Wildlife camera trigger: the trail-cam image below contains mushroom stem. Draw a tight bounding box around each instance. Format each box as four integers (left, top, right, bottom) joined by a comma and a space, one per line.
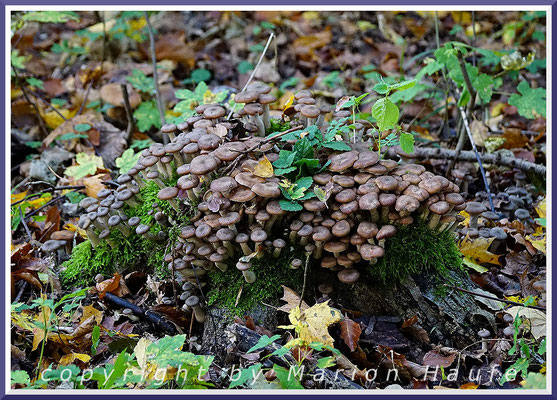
239, 242, 253, 256
262, 105, 271, 131
242, 270, 257, 284
427, 214, 441, 230
192, 305, 206, 323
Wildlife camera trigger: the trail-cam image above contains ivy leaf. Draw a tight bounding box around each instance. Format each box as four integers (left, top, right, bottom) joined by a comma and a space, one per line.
399, 132, 415, 154
134, 101, 161, 132
126, 69, 155, 93
64, 153, 104, 180
371, 97, 399, 131
279, 200, 303, 212
115, 148, 141, 174
323, 141, 351, 151
508, 80, 546, 119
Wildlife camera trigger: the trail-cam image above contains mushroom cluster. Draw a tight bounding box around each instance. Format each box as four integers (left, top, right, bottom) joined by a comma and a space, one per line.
78, 84, 466, 295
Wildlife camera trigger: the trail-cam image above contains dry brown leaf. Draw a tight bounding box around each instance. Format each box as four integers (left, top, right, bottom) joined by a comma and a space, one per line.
339, 318, 362, 352
277, 286, 309, 313
100, 83, 141, 108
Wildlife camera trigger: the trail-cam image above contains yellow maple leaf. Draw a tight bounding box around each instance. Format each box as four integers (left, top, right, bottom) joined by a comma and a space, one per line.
280, 301, 342, 347
459, 236, 500, 266
253, 156, 274, 178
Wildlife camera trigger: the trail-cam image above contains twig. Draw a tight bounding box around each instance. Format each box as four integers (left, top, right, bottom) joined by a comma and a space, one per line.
381, 145, 546, 176
14, 281, 29, 303
227, 32, 275, 120
23, 194, 68, 220
12, 69, 48, 136
77, 80, 93, 116
19, 206, 33, 241
457, 105, 495, 212
221, 125, 303, 175
28, 88, 68, 122
120, 83, 135, 145
298, 255, 310, 309
144, 11, 167, 144
444, 284, 546, 311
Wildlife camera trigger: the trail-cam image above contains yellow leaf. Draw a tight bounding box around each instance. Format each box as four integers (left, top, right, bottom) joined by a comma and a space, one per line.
526, 233, 546, 254
253, 156, 274, 178
32, 299, 52, 351
43, 108, 77, 130
459, 236, 500, 265
65, 223, 88, 239
506, 306, 546, 340
26, 193, 52, 209
81, 305, 103, 325
535, 198, 546, 219
11, 191, 28, 205
134, 337, 153, 369
283, 94, 294, 111
286, 301, 342, 347
82, 174, 106, 198
59, 352, 91, 366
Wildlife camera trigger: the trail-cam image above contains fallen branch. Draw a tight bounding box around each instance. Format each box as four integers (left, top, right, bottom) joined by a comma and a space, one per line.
120, 83, 135, 145
383, 146, 546, 176
444, 284, 546, 311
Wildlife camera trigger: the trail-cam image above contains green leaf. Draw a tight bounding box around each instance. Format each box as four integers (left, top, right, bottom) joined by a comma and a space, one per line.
134, 101, 162, 132
100, 351, 129, 389
115, 148, 141, 174
274, 167, 297, 175
273, 150, 297, 168
323, 141, 351, 151
21, 11, 79, 23
247, 334, 281, 353
473, 74, 494, 103
56, 133, 88, 142
26, 77, 44, 89
371, 97, 399, 131
390, 79, 416, 92
508, 81, 546, 119
457, 88, 470, 107
295, 176, 313, 191
130, 139, 153, 150
190, 68, 211, 84
238, 61, 255, 74
521, 373, 546, 389
280, 77, 299, 91
64, 153, 104, 180
146, 334, 187, 366
175, 88, 197, 101
229, 364, 262, 388
294, 158, 320, 169
11, 50, 28, 72
316, 356, 335, 369
91, 325, 101, 356
273, 365, 304, 389
74, 123, 92, 132
399, 132, 414, 154
11, 370, 30, 387
279, 200, 303, 212
126, 69, 155, 93
372, 82, 389, 94
65, 191, 85, 204
51, 98, 67, 107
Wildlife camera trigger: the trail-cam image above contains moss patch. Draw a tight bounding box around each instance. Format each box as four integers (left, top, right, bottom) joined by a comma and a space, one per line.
207, 250, 304, 316
372, 219, 463, 283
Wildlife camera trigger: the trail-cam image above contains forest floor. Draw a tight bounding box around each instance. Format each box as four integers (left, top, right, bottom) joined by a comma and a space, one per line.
9, 10, 547, 390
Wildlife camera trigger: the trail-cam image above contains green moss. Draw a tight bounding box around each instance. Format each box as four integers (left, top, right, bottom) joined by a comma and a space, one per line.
207, 250, 304, 315
372, 219, 463, 283
268, 118, 291, 134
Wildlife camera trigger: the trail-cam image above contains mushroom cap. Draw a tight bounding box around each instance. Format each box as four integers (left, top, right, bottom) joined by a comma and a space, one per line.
41, 240, 66, 252
378, 193, 397, 207
247, 82, 271, 94
466, 201, 487, 216
259, 93, 277, 104
185, 295, 200, 307
228, 186, 256, 202
360, 243, 384, 260
332, 175, 355, 188
337, 268, 360, 284
78, 216, 91, 229
250, 229, 268, 243
252, 182, 281, 198
403, 185, 429, 201
489, 227, 507, 240
359, 192, 380, 210
376, 225, 397, 240
332, 220, 351, 237
108, 215, 121, 227
304, 198, 327, 212
158, 186, 179, 201
219, 211, 241, 226
481, 211, 500, 221
214, 142, 247, 162
419, 178, 443, 195
324, 241, 347, 253
128, 216, 141, 227
243, 103, 264, 116
375, 176, 398, 191
357, 221, 378, 239
79, 197, 98, 209
318, 283, 334, 294
50, 230, 75, 241
198, 134, 221, 151
210, 177, 238, 193
266, 200, 286, 216
429, 201, 450, 215
396, 195, 421, 213
328, 151, 359, 172
339, 200, 358, 214
477, 328, 491, 338
321, 256, 337, 268
445, 193, 465, 205
195, 223, 212, 238
177, 174, 200, 190
203, 105, 226, 119
99, 229, 111, 240
236, 261, 252, 271
514, 208, 530, 220
300, 105, 320, 118
294, 89, 313, 99
273, 238, 286, 248
335, 188, 356, 203
235, 172, 264, 187
298, 224, 314, 237
313, 172, 332, 185
353, 151, 379, 169
116, 189, 134, 201
136, 224, 151, 235
190, 155, 219, 175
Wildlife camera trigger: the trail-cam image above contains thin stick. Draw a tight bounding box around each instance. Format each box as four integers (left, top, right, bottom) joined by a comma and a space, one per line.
77, 80, 93, 116
12, 69, 48, 136
457, 105, 495, 212
144, 11, 167, 144
11, 185, 85, 207
28, 89, 68, 122
120, 83, 135, 145
227, 32, 275, 120
19, 206, 33, 241
444, 284, 546, 311
298, 255, 310, 309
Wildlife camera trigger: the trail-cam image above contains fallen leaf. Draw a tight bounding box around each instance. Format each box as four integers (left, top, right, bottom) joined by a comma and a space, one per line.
279, 301, 341, 347
58, 352, 91, 366
339, 318, 362, 352
506, 306, 546, 340
459, 236, 501, 266
253, 156, 274, 178
100, 83, 141, 108
422, 350, 456, 368
277, 286, 309, 313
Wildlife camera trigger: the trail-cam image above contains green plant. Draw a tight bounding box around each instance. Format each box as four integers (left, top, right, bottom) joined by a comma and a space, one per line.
171, 82, 229, 124
115, 148, 141, 174
126, 69, 155, 94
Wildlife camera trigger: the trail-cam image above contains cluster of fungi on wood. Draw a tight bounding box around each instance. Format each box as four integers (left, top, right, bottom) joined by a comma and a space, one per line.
65, 82, 470, 319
